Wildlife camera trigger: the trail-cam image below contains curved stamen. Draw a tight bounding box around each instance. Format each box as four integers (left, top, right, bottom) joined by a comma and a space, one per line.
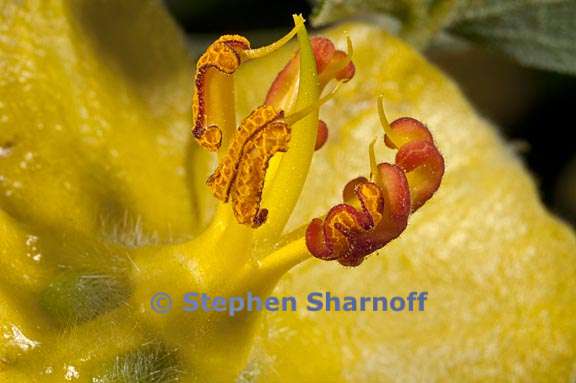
192, 35, 250, 151
316, 36, 355, 89
206, 105, 288, 227
393, 121, 445, 211
378, 96, 444, 210
192, 17, 305, 152
306, 164, 410, 266
193, 17, 357, 233
265, 36, 355, 111
305, 98, 445, 266
206, 95, 333, 228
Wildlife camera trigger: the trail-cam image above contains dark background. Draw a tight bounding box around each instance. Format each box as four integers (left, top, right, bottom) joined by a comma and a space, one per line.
165, 0, 576, 225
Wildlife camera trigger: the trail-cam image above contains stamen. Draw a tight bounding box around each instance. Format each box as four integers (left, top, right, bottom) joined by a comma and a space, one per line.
206, 105, 290, 228
305, 164, 410, 266
206, 94, 332, 228
192, 35, 250, 151
265, 36, 355, 111
305, 99, 445, 266
317, 36, 355, 89
192, 16, 304, 153
315, 120, 328, 151
392, 120, 444, 211
231, 119, 291, 227
193, 17, 356, 234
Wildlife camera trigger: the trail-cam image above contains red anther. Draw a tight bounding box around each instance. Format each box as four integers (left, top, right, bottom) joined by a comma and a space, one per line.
306, 164, 411, 266
265, 36, 355, 109
306, 115, 444, 266
192, 35, 251, 151
387, 117, 444, 212
315, 120, 329, 150
396, 140, 444, 212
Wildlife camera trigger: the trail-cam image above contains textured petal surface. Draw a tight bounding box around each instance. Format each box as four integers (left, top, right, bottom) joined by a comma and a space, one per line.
0, 0, 205, 378
0, 0, 211, 246
238, 24, 576, 382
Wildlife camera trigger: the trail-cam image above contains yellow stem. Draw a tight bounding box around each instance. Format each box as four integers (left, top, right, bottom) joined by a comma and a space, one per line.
209, 202, 234, 232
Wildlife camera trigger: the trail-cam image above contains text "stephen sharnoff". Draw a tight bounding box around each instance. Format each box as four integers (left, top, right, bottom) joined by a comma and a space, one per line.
150, 291, 429, 316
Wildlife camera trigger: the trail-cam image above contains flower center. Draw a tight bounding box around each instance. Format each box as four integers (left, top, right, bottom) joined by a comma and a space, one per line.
130, 15, 444, 381
188, 14, 444, 270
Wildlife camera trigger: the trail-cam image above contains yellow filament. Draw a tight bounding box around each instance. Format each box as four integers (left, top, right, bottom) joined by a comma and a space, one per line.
345, 35, 354, 58
257, 237, 310, 277
284, 81, 342, 125
377, 95, 398, 147
369, 139, 384, 187
241, 15, 305, 60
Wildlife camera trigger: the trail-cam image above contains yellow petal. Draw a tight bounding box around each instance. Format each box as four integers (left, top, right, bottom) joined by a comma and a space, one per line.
0, 0, 212, 243
0, 0, 209, 378
236, 24, 576, 381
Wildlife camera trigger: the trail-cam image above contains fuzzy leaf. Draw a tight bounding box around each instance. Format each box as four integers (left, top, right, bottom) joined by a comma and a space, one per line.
311, 0, 576, 75
449, 0, 576, 75
310, 0, 419, 26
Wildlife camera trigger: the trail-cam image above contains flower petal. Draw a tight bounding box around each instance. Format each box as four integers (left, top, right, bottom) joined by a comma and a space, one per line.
238, 23, 576, 381
0, 0, 210, 244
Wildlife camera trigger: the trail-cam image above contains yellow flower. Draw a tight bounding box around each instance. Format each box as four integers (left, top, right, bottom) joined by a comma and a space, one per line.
1, 1, 575, 382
